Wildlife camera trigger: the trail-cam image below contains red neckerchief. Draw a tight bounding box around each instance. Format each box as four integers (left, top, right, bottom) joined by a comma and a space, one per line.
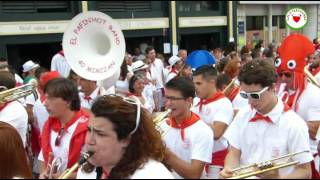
228, 86, 241, 102
40, 94, 46, 103
84, 96, 92, 103
170, 68, 178, 75
250, 103, 290, 123
58, 50, 64, 57
0, 102, 10, 112
197, 92, 225, 112
167, 112, 200, 142
41, 109, 90, 168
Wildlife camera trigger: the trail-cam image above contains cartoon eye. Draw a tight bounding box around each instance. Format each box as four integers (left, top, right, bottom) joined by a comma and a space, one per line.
287, 60, 296, 70
274, 58, 281, 67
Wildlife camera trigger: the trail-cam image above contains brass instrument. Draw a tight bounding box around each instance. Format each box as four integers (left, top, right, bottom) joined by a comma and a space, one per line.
0, 83, 37, 104
48, 156, 63, 179
228, 150, 309, 179
153, 109, 172, 137
304, 66, 320, 88
222, 78, 238, 95
58, 152, 93, 179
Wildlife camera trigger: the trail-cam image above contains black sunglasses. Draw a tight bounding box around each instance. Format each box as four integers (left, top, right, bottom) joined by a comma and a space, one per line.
278, 72, 291, 78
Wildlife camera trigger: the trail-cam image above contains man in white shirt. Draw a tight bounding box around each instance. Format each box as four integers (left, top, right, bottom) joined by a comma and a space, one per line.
221, 60, 312, 179
166, 56, 183, 83
0, 71, 28, 147
191, 65, 234, 178
79, 77, 114, 110
163, 77, 213, 179
51, 50, 71, 78
145, 46, 165, 111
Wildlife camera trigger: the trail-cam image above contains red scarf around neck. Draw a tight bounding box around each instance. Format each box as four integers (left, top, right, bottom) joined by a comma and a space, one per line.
167, 112, 200, 142
170, 68, 178, 75
197, 91, 225, 112
41, 108, 90, 168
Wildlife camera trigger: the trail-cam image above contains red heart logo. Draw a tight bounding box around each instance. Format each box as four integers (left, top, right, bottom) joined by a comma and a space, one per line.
293, 15, 301, 23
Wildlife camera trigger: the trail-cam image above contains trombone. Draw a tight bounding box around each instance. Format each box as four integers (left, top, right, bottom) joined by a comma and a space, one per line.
228, 150, 309, 179
0, 83, 37, 104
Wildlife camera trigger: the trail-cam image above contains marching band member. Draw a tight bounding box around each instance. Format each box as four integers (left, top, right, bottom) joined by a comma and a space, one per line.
128, 74, 154, 113
275, 34, 320, 178
0, 71, 28, 147
166, 56, 183, 83
145, 46, 165, 111
79, 77, 112, 110
39, 78, 90, 179
191, 65, 234, 177
77, 95, 173, 179
162, 77, 213, 179
22, 60, 40, 85
51, 50, 71, 78
0, 122, 32, 179
220, 60, 313, 179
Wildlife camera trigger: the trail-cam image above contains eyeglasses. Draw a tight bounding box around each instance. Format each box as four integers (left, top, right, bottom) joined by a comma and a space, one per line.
239, 87, 269, 100
278, 72, 291, 78
104, 94, 141, 135
164, 96, 186, 101
55, 128, 64, 146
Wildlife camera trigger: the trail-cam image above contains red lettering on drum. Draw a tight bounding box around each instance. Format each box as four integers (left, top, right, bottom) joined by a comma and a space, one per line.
73, 17, 107, 35
70, 38, 78, 45
108, 25, 121, 45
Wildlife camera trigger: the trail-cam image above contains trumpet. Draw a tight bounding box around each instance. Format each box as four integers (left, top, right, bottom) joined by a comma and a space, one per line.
153, 109, 172, 137
0, 83, 37, 104
228, 150, 309, 179
58, 151, 93, 179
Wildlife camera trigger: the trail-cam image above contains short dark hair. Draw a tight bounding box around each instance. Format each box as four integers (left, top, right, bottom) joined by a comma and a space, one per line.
44, 78, 80, 111
145, 46, 154, 54
0, 71, 16, 90
238, 59, 277, 87
165, 76, 195, 99
193, 65, 218, 81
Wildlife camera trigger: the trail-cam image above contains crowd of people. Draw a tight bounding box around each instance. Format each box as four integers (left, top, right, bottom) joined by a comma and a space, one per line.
0, 33, 320, 179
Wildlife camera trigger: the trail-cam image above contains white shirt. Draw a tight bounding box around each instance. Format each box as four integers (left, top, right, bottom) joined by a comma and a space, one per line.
224, 99, 313, 177
162, 119, 213, 179
80, 87, 107, 109
76, 159, 174, 179
33, 99, 49, 133
38, 120, 80, 172
192, 97, 234, 153
25, 89, 40, 106
115, 79, 129, 97
166, 72, 178, 83
142, 83, 156, 113
149, 58, 165, 89
0, 101, 28, 147
51, 52, 71, 78
278, 83, 320, 154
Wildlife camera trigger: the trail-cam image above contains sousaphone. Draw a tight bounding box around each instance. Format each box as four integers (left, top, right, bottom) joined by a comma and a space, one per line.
63, 11, 125, 81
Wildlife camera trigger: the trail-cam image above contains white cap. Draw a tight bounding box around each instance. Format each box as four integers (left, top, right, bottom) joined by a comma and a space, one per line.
168, 56, 181, 66
22, 60, 39, 73
132, 60, 149, 72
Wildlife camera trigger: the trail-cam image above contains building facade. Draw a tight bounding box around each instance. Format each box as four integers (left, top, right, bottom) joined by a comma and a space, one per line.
237, 1, 320, 49
0, 1, 235, 73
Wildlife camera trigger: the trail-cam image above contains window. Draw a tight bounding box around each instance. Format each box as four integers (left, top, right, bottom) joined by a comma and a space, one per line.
272, 16, 278, 27
246, 16, 264, 31
178, 1, 220, 12
0, 1, 71, 13
97, 1, 152, 12
279, 15, 286, 29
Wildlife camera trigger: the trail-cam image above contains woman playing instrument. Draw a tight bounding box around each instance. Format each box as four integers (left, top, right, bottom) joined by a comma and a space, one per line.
0, 121, 32, 179
38, 78, 90, 179
77, 95, 173, 179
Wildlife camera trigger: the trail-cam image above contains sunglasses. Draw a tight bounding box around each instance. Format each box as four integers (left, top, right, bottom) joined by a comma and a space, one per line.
103, 94, 141, 135
55, 128, 65, 146
239, 87, 269, 100
278, 72, 291, 78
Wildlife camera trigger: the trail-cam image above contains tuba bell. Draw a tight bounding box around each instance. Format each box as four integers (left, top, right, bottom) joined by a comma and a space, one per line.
62, 11, 125, 82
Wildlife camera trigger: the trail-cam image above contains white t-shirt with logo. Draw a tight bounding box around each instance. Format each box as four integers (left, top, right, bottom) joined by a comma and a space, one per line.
162, 119, 213, 179
224, 100, 313, 177
0, 101, 28, 147
192, 97, 234, 153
